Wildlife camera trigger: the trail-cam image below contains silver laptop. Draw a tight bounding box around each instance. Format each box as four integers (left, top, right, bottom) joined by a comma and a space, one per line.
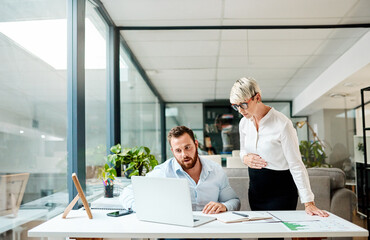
131, 176, 216, 227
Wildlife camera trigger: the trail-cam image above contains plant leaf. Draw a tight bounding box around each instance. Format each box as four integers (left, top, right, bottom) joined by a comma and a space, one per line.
110, 144, 121, 154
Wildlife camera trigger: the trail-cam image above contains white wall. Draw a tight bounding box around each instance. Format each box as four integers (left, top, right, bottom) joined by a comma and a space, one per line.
308, 109, 325, 143
355, 104, 370, 136
308, 108, 355, 178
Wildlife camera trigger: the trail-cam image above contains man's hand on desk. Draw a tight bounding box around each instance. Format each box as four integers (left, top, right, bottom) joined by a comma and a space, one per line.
202, 201, 226, 214
304, 201, 329, 217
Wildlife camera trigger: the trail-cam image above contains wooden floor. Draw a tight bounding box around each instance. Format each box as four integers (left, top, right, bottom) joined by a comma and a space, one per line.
352, 212, 368, 240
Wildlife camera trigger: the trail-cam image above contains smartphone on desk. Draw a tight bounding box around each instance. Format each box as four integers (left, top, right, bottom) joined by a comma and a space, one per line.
107, 209, 133, 217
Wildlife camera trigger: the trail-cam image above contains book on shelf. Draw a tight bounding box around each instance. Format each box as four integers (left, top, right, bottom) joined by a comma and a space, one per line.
213, 211, 272, 223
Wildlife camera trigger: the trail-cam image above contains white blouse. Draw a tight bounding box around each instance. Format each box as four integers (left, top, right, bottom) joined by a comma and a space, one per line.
239, 108, 314, 203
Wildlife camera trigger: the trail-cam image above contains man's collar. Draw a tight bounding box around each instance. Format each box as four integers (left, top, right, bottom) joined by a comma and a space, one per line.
173, 158, 183, 172
199, 156, 213, 180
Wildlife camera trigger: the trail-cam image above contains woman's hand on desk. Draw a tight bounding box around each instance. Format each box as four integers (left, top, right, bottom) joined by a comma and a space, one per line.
202, 201, 226, 214
304, 201, 329, 217
243, 153, 267, 169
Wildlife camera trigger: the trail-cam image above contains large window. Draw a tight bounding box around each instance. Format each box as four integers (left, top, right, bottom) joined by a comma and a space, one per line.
85, 1, 108, 189
0, 0, 68, 238
120, 47, 161, 162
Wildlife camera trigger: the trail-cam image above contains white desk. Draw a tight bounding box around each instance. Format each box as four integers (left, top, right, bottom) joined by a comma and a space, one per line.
0, 209, 48, 234
1, 187, 105, 235
28, 210, 368, 239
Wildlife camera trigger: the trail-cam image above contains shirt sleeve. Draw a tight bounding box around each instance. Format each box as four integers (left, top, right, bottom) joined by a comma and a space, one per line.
119, 183, 136, 210
239, 118, 247, 161
281, 121, 314, 203
218, 169, 241, 211
119, 165, 166, 211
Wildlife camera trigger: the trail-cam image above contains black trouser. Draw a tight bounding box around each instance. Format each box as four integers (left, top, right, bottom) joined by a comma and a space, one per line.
249, 167, 298, 240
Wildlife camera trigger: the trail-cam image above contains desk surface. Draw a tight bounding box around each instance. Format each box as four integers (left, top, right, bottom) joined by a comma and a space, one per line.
28, 210, 368, 239
1, 184, 106, 235
0, 209, 49, 233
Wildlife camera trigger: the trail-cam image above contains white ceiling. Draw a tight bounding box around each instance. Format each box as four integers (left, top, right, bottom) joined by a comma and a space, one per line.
102, 0, 370, 115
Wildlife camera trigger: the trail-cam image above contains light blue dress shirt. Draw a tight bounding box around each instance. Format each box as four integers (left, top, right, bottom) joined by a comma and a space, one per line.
119, 156, 240, 211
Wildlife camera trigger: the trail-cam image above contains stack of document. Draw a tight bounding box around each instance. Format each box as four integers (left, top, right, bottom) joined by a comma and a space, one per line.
212, 211, 272, 223
88, 197, 125, 210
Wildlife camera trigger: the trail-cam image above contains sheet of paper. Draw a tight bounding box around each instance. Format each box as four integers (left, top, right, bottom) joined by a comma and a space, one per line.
208, 211, 271, 223
267, 211, 322, 222
281, 219, 354, 232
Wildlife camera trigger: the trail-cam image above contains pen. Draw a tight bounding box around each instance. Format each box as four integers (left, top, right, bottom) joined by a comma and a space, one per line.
232, 212, 249, 217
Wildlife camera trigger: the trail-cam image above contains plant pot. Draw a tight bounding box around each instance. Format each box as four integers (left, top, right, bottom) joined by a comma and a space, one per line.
115, 162, 122, 177
123, 164, 143, 179
104, 185, 114, 198
123, 164, 133, 179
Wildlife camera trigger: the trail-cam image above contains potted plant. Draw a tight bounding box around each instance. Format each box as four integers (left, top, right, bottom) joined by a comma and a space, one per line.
299, 140, 331, 168
97, 163, 117, 198
358, 142, 364, 154
107, 144, 158, 178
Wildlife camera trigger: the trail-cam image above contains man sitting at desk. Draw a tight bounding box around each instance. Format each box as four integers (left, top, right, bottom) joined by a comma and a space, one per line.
120, 126, 240, 214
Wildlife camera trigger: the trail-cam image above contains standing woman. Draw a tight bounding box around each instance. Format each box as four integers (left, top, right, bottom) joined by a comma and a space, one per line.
230, 77, 328, 217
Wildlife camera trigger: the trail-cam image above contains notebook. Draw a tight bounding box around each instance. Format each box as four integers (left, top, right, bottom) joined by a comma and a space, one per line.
131, 176, 216, 227
88, 196, 125, 210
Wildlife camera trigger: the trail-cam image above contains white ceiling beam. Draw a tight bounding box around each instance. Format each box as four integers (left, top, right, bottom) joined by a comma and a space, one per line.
293, 30, 370, 116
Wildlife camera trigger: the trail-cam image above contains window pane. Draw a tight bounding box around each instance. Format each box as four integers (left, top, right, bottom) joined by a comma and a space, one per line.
85, 2, 107, 194
0, 0, 67, 238
120, 47, 161, 166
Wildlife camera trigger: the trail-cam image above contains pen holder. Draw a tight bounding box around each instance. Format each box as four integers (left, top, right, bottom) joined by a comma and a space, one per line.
104, 185, 114, 198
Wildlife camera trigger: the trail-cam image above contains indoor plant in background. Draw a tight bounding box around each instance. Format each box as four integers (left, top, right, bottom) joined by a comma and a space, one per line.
97, 163, 117, 198
107, 144, 158, 178
299, 140, 331, 168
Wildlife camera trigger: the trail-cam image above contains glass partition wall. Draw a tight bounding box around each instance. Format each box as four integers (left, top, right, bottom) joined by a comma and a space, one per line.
165, 103, 204, 159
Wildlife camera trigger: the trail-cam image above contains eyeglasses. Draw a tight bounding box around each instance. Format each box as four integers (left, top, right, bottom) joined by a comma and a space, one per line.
231, 95, 255, 111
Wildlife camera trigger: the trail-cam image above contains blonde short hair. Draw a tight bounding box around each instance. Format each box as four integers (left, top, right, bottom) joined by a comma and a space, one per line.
229, 77, 261, 103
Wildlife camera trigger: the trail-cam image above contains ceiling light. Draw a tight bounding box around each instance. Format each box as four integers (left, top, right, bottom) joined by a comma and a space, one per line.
343, 82, 355, 87
329, 93, 347, 98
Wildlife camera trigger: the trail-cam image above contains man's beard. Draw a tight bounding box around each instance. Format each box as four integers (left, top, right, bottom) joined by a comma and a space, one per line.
176, 148, 198, 170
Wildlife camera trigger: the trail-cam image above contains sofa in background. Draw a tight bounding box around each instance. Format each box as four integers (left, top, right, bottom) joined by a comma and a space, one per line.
224, 167, 356, 223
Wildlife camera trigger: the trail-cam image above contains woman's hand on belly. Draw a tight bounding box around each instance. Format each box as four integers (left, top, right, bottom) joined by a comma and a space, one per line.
243, 153, 267, 169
